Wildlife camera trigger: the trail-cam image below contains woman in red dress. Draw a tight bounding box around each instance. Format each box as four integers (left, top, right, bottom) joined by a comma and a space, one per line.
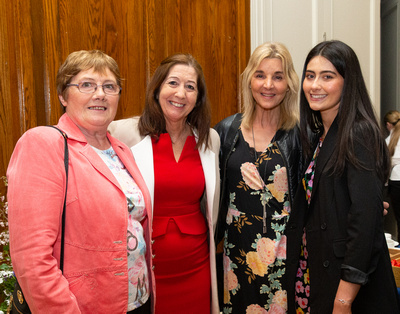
109, 54, 220, 314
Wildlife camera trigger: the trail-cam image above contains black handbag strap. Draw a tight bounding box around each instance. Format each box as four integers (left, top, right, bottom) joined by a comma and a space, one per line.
47, 125, 68, 273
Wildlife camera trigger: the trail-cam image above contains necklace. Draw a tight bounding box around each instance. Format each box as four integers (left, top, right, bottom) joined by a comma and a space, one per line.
251, 126, 273, 234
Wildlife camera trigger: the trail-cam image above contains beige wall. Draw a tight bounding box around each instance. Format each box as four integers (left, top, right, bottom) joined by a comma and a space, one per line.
250, 0, 381, 118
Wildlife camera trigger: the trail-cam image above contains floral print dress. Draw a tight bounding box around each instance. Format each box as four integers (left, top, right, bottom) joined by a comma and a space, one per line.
294, 136, 324, 314
92, 146, 149, 310
223, 130, 290, 314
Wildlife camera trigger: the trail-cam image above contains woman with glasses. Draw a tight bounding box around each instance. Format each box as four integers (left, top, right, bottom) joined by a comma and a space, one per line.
7, 50, 154, 313
109, 53, 220, 314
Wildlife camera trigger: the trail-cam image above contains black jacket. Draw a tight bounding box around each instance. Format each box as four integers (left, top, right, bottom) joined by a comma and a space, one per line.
214, 113, 303, 250
286, 120, 400, 313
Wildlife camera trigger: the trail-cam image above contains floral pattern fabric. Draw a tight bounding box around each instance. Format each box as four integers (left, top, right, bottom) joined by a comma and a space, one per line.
223, 131, 289, 314
295, 137, 323, 314
92, 146, 149, 311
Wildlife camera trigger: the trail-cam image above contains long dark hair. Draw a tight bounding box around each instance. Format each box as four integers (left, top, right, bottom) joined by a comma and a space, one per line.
300, 40, 390, 181
138, 53, 211, 149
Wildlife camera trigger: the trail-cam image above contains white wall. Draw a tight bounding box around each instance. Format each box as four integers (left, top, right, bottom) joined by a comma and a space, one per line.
250, 0, 381, 116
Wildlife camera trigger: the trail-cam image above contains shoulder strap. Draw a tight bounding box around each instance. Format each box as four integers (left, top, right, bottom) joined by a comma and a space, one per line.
46, 125, 68, 273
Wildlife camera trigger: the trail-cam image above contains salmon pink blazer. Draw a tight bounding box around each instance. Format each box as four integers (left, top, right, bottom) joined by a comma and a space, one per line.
7, 114, 155, 313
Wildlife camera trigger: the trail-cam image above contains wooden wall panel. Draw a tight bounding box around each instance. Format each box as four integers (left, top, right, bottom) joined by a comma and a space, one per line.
0, 0, 13, 198
42, 0, 63, 124
14, 0, 37, 131
122, 2, 148, 116
146, 0, 250, 125
0, 0, 250, 191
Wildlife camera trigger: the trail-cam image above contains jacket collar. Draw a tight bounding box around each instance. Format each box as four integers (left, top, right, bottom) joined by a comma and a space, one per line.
57, 113, 127, 150
56, 113, 131, 191
310, 118, 338, 201
56, 113, 89, 143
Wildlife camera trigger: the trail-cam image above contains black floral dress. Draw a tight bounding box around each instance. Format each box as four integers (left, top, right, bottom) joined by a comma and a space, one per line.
223, 130, 290, 314
294, 136, 324, 314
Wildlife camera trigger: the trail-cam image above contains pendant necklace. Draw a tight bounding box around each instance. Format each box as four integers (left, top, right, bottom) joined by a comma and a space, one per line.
251, 126, 273, 234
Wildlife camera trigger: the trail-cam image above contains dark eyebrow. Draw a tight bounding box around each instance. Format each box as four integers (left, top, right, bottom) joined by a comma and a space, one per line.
305, 70, 337, 75
166, 76, 197, 86
321, 70, 337, 75
166, 75, 179, 80
78, 77, 116, 84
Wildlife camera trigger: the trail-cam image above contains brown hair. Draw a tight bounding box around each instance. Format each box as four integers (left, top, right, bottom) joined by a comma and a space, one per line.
56, 50, 121, 101
138, 53, 211, 149
385, 110, 400, 157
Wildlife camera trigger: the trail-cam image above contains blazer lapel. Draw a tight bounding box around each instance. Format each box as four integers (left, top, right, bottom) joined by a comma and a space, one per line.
310, 120, 338, 202
130, 136, 155, 213
79, 145, 122, 189
198, 142, 216, 219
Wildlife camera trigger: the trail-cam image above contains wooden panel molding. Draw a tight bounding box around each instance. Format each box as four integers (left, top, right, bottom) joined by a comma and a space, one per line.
0, 0, 250, 186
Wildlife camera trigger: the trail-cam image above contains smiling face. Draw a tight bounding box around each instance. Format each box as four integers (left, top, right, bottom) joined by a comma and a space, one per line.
59, 67, 120, 134
250, 58, 288, 114
158, 64, 198, 127
303, 56, 344, 123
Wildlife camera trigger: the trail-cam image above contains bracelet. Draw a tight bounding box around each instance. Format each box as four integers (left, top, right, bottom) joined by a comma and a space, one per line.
336, 298, 351, 305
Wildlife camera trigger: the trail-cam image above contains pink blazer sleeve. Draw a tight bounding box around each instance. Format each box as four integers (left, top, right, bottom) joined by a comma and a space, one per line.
7, 128, 81, 313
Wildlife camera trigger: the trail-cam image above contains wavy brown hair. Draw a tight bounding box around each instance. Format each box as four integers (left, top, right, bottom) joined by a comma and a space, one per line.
138, 53, 211, 150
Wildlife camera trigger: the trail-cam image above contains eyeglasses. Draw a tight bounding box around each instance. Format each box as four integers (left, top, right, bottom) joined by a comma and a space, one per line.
67, 81, 122, 95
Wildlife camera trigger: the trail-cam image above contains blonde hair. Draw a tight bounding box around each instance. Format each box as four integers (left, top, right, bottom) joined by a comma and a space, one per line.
386, 110, 400, 157
241, 42, 299, 130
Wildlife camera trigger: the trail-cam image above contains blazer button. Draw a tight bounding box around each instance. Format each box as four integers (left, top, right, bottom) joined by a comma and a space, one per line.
151, 240, 155, 244
152, 254, 156, 259
152, 265, 155, 270
323, 260, 330, 268
321, 222, 327, 230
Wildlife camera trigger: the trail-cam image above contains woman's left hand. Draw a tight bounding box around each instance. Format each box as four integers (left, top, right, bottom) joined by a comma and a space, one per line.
332, 298, 352, 314
333, 280, 360, 314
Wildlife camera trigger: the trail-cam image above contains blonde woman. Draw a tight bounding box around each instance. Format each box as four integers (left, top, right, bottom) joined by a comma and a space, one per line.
215, 42, 300, 313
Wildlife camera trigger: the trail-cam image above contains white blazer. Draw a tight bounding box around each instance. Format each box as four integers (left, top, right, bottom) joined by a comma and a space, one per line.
108, 117, 221, 314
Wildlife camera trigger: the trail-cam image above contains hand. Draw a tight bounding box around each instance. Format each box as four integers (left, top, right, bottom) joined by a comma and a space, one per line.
384, 201, 389, 216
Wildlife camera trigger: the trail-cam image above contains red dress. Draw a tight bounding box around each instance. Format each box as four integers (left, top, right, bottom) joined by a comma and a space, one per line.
152, 133, 211, 314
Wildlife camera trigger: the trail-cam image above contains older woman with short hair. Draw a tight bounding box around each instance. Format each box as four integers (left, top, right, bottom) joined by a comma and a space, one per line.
8, 50, 154, 313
